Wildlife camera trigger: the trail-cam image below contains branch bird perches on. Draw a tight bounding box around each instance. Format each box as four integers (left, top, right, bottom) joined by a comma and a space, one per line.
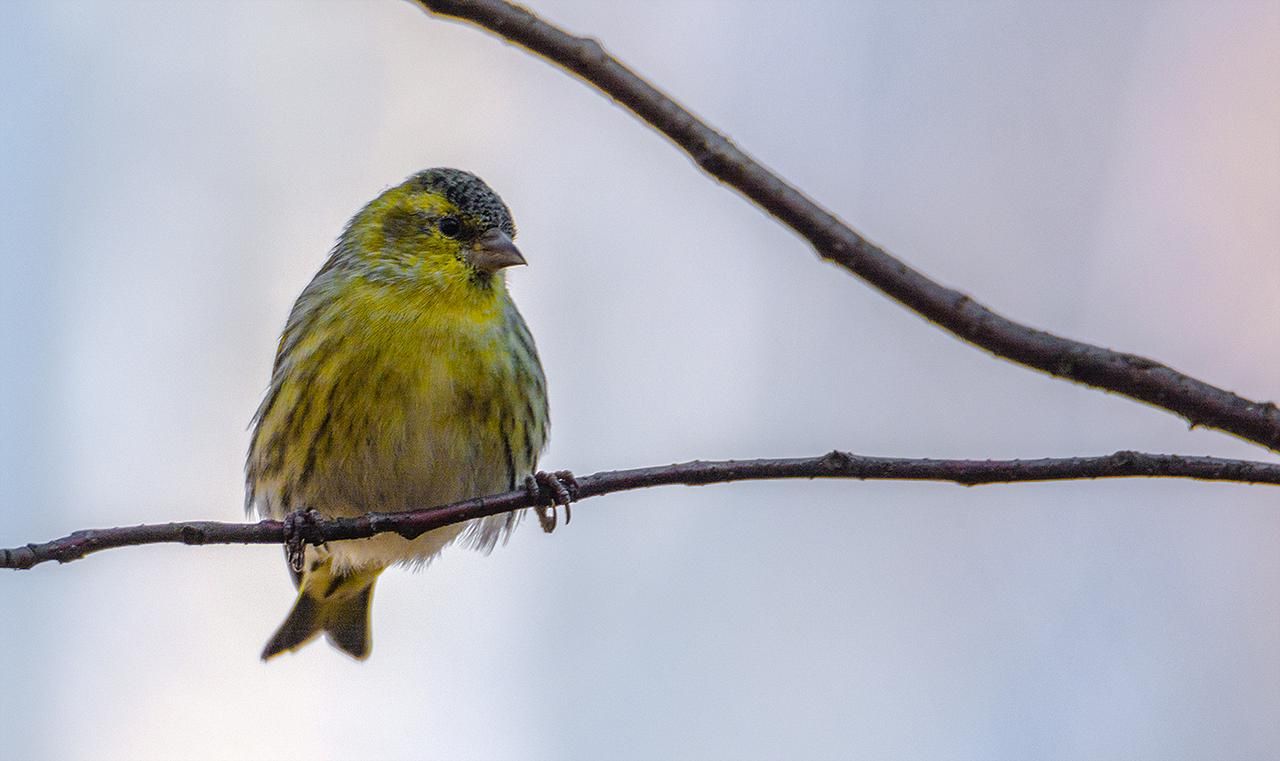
5, 451, 1280, 570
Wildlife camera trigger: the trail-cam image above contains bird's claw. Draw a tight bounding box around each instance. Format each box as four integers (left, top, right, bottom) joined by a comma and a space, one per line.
526, 470, 579, 533
282, 507, 326, 573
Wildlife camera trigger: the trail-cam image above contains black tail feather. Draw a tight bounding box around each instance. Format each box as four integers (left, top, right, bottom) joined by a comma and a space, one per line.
261, 565, 378, 661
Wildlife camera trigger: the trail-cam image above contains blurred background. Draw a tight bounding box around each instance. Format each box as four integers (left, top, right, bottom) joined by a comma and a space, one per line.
2, 1, 1278, 759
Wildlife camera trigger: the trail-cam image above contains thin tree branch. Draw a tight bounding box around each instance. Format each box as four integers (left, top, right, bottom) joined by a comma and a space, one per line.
411, 0, 1280, 453
4, 451, 1278, 570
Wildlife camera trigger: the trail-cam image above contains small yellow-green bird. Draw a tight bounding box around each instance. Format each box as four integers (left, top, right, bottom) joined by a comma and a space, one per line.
246, 168, 549, 660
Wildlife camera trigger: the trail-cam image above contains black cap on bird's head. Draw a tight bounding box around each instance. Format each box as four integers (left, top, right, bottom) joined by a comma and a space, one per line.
413, 168, 515, 236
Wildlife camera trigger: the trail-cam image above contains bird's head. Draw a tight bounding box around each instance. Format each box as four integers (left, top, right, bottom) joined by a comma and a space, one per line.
338, 168, 524, 293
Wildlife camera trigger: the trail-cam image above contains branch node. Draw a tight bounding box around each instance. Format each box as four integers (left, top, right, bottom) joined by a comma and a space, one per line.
1112, 450, 1139, 466
574, 36, 606, 66
820, 450, 856, 472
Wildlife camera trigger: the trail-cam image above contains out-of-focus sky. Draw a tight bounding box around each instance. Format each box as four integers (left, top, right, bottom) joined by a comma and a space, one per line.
2, 1, 1278, 758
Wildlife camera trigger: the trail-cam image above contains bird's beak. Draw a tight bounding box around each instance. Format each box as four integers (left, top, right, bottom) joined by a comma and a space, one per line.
468, 228, 526, 274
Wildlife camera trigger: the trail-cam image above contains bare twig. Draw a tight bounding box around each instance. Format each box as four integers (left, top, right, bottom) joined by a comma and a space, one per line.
4, 451, 1278, 570
411, 0, 1280, 452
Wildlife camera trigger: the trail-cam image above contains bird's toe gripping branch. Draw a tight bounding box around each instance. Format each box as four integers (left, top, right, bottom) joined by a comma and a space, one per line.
282, 508, 327, 573
526, 470, 580, 533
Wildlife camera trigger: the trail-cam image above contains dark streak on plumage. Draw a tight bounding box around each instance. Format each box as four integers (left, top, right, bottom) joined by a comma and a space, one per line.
455, 386, 480, 422
511, 321, 537, 364
381, 207, 425, 241
500, 416, 517, 491
468, 268, 497, 290
298, 379, 344, 492
324, 571, 347, 598
521, 398, 539, 465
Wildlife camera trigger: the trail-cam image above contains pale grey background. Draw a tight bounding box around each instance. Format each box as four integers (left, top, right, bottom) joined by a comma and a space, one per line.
2, 1, 1278, 759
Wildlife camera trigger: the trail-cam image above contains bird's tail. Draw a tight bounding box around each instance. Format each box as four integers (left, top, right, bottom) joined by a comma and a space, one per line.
261, 557, 383, 661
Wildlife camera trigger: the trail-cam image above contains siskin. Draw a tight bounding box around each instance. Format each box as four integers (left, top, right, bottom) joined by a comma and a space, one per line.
247, 168, 552, 660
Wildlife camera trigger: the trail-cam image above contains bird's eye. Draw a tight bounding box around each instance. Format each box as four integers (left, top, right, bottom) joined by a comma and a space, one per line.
438, 216, 462, 238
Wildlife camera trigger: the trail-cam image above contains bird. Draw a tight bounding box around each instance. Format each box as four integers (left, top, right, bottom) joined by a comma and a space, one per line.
246, 168, 565, 660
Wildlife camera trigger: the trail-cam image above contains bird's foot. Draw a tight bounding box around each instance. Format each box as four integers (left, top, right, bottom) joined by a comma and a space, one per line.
526, 470, 579, 533
282, 507, 327, 573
